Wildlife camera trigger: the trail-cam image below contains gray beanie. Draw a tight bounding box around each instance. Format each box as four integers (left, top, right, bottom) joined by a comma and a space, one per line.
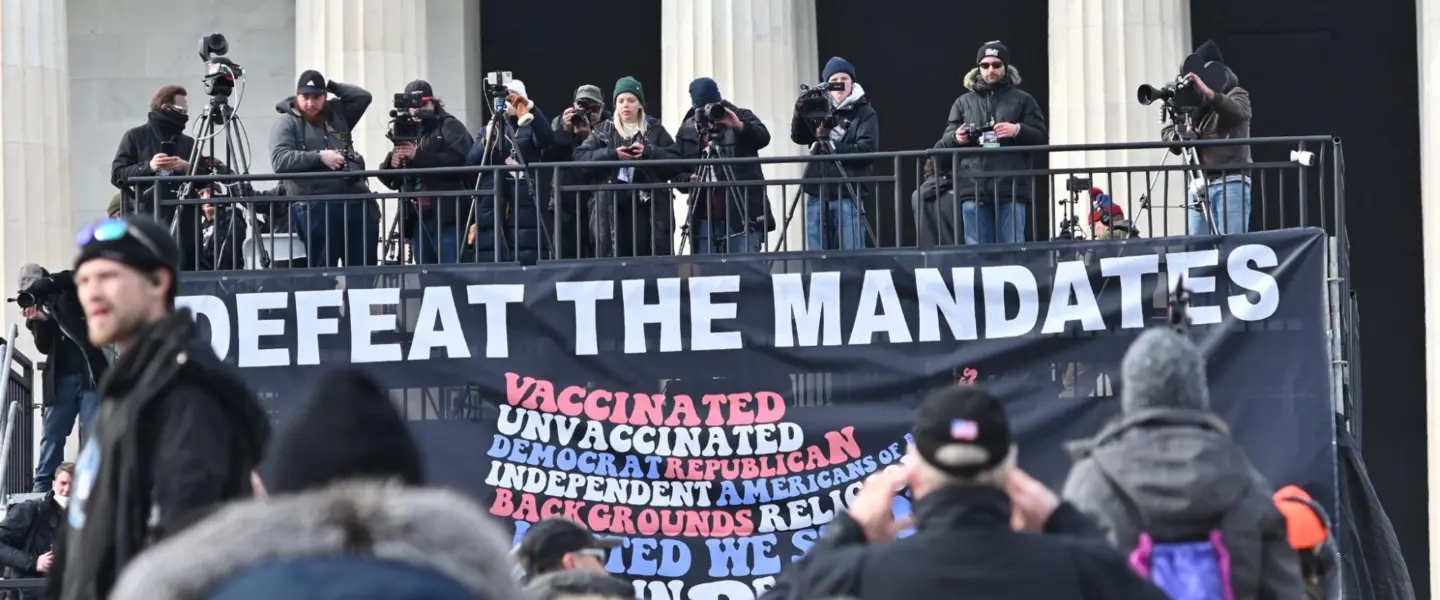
1120, 328, 1210, 413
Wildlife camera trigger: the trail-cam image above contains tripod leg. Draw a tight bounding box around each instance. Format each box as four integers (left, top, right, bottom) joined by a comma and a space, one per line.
776, 186, 806, 251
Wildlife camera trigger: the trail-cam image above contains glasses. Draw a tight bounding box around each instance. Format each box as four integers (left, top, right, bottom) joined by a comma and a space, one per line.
76, 218, 165, 259
979, 62, 1005, 70
163, 103, 188, 115
575, 548, 608, 560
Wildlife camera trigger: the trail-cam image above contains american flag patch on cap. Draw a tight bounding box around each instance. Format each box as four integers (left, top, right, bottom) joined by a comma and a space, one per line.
950, 419, 978, 440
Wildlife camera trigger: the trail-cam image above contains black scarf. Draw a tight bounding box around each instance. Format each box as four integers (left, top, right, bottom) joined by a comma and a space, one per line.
147, 109, 189, 137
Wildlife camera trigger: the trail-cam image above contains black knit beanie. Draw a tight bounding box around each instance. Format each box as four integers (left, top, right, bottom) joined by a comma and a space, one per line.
265, 367, 425, 495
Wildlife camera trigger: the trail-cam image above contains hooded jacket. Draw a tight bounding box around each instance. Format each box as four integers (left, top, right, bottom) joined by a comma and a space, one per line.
111, 110, 196, 218
269, 82, 374, 199
467, 107, 554, 263
377, 107, 476, 227
0, 492, 65, 580
789, 84, 879, 200
54, 309, 271, 600
931, 66, 1049, 203
1161, 68, 1252, 177
674, 102, 775, 236
107, 482, 523, 600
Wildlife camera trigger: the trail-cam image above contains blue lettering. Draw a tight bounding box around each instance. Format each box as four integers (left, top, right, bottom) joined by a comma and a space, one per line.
742, 479, 770, 504
790, 528, 817, 561
705, 534, 780, 577
572, 449, 592, 473
717, 481, 745, 507
816, 470, 832, 489
596, 452, 618, 476
512, 520, 533, 546
487, 435, 511, 458
655, 540, 690, 578
645, 456, 664, 479
619, 455, 646, 479
556, 447, 577, 471
628, 538, 660, 576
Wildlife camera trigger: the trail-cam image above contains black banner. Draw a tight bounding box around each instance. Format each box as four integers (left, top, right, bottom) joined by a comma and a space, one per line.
178, 229, 1334, 600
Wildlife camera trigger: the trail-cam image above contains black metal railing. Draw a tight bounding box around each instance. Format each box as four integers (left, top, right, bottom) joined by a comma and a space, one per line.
0, 330, 36, 497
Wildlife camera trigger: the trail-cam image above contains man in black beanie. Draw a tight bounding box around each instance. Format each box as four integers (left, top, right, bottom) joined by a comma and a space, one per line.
674, 76, 773, 254
52, 215, 271, 600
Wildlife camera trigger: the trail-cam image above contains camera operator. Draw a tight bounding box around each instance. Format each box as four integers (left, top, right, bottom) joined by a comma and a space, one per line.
790, 57, 878, 251
14, 266, 106, 494
270, 70, 381, 267
189, 158, 247, 271
467, 79, 552, 264
1161, 43, 1252, 235
110, 85, 200, 270
546, 85, 611, 258
675, 77, 773, 254
574, 76, 682, 258
377, 80, 474, 265
55, 216, 269, 600
920, 41, 1048, 246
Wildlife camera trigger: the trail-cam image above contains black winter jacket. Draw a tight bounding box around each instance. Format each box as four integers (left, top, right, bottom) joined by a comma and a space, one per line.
110, 111, 196, 218
761, 486, 1170, 600
675, 102, 774, 234
468, 108, 554, 263
574, 117, 683, 257
789, 84, 879, 200
378, 109, 475, 227
269, 82, 373, 199
0, 493, 64, 580
23, 271, 107, 407
934, 66, 1049, 203
54, 310, 270, 600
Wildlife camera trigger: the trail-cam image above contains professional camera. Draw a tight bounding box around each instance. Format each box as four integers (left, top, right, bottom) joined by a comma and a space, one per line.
795, 81, 845, 130
570, 97, 601, 127
1065, 176, 1092, 194
8, 275, 59, 310
197, 33, 243, 99
1136, 77, 1201, 109
388, 90, 424, 143
960, 123, 996, 138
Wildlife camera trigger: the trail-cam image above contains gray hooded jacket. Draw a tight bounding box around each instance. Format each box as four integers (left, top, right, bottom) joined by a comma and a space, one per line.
269, 82, 373, 199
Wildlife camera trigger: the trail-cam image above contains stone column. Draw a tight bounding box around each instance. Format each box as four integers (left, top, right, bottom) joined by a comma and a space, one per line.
0, 0, 74, 359
425, 0, 483, 132
660, 0, 818, 252
1418, 0, 1440, 594
1047, 0, 1192, 238
295, 0, 430, 236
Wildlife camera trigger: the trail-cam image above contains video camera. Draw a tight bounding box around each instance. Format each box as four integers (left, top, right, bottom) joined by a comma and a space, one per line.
795, 81, 845, 130
197, 33, 243, 99
1136, 42, 1231, 128
388, 90, 425, 143
694, 101, 728, 141
960, 123, 996, 139
8, 275, 59, 310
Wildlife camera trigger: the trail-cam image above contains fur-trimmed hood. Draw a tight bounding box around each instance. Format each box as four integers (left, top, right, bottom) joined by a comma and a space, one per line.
109, 481, 522, 600
964, 65, 1023, 91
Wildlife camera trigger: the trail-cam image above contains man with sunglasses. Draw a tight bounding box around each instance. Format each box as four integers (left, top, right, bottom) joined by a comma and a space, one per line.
915, 41, 1049, 247
514, 518, 621, 584
377, 79, 475, 265
110, 85, 201, 270
52, 216, 270, 600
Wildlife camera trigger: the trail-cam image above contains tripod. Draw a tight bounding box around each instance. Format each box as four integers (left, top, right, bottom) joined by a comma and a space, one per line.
1136, 109, 1217, 236
462, 97, 554, 262
177, 83, 267, 269
776, 137, 880, 251
677, 136, 753, 255
1054, 190, 1084, 241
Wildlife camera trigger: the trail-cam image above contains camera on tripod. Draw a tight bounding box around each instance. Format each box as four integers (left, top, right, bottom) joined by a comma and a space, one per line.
485, 71, 513, 114
197, 33, 242, 99
388, 90, 425, 143
795, 81, 844, 130
695, 101, 728, 141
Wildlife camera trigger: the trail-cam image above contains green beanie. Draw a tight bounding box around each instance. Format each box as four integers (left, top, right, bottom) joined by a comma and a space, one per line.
613, 76, 645, 105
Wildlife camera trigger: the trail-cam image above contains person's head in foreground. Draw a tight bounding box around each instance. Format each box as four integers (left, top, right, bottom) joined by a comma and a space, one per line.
73, 216, 181, 348
907, 384, 1018, 497
515, 518, 621, 579
525, 569, 635, 600
1120, 327, 1210, 414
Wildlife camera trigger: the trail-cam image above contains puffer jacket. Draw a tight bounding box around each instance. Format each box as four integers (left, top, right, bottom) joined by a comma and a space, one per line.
789, 84, 879, 200
1062, 407, 1307, 600
268, 82, 373, 199
933, 66, 1049, 203
468, 107, 553, 263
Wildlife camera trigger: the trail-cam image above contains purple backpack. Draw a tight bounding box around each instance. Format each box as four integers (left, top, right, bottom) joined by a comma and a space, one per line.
1129, 530, 1237, 600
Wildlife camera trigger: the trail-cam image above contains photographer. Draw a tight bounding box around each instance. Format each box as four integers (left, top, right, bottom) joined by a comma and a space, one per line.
921, 41, 1048, 246
674, 77, 773, 254
377, 80, 474, 265
270, 70, 380, 267
790, 56, 878, 251
546, 85, 611, 258
110, 85, 200, 270
14, 266, 106, 494
1160, 42, 1252, 235
574, 76, 682, 258
467, 79, 552, 264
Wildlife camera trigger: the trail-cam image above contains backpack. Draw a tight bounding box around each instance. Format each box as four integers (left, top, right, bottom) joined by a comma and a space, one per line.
1097, 465, 1237, 600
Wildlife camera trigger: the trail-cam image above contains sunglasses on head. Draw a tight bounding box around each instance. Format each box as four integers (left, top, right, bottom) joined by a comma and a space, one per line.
76, 218, 164, 258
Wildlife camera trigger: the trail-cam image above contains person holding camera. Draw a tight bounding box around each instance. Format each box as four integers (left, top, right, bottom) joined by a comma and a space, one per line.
466, 79, 552, 264
377, 80, 474, 265
574, 76, 682, 258
1160, 44, 1253, 235
14, 266, 106, 494
270, 70, 380, 267
546, 85, 611, 258
674, 77, 773, 254
110, 85, 200, 270
919, 41, 1048, 247
790, 57, 878, 251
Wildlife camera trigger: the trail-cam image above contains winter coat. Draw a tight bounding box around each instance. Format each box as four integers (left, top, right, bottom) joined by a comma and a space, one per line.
268, 83, 374, 200
111, 112, 196, 218
932, 66, 1049, 204
789, 84, 879, 200
22, 270, 107, 407
1161, 68, 1252, 178
377, 108, 476, 227
467, 108, 554, 263
674, 102, 775, 235
573, 116, 682, 257
1062, 407, 1307, 600
0, 493, 64, 580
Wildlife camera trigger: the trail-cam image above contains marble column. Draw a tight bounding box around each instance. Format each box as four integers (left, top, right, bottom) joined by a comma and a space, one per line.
425, 0, 483, 132
660, 0, 818, 252
1047, 0, 1192, 238
1418, 0, 1440, 594
0, 0, 75, 360
295, 0, 430, 234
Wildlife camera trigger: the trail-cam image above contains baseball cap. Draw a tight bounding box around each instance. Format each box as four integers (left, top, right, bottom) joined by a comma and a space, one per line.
911, 385, 1014, 478
516, 518, 621, 576
574, 84, 604, 104
296, 69, 327, 95
404, 79, 434, 98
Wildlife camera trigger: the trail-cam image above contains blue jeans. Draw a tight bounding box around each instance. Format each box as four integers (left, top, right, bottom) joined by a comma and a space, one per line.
411, 220, 464, 264
291, 201, 381, 266
804, 195, 865, 250
694, 219, 764, 254
1188, 180, 1252, 235
35, 374, 98, 493
961, 200, 1028, 244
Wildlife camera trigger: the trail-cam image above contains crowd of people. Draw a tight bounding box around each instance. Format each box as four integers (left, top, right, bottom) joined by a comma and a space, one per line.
105, 39, 1254, 271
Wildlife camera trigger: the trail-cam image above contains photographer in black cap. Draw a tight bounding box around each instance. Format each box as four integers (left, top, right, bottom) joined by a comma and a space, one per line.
514, 518, 621, 583
12, 265, 107, 494
762, 385, 1168, 600
52, 216, 270, 600
545, 85, 611, 258
377, 79, 475, 264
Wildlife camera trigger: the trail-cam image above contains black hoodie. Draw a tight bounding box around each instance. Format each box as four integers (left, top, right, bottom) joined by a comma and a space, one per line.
111, 110, 196, 217
54, 309, 270, 600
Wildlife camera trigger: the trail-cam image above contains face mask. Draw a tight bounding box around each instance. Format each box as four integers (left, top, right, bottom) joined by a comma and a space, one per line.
53, 494, 68, 509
